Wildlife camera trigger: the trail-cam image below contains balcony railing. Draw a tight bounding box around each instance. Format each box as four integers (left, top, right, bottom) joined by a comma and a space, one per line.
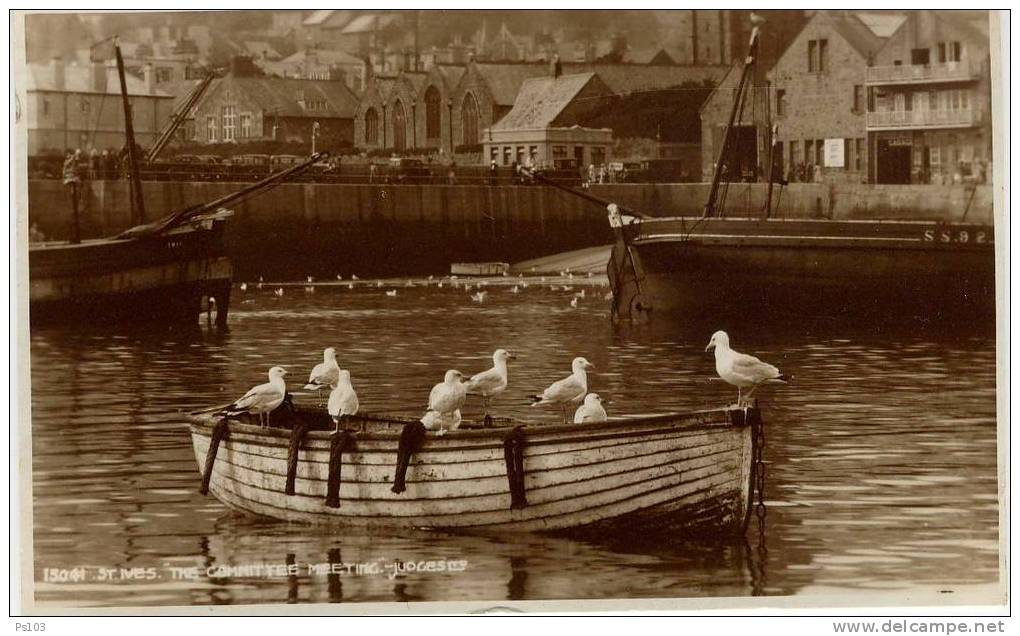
867, 108, 978, 130
866, 61, 981, 85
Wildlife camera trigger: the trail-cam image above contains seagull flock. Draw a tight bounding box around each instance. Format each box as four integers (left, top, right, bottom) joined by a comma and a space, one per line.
218, 331, 786, 434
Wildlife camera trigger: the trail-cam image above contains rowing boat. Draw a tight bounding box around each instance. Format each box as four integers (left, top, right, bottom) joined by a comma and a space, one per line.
188, 403, 761, 536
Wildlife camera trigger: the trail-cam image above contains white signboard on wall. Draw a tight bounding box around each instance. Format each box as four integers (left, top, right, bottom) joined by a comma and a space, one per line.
824, 138, 845, 168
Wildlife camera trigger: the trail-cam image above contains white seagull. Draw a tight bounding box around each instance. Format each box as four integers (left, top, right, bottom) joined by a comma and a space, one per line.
386, 289, 398, 297
426, 370, 467, 435
421, 409, 462, 434
531, 357, 594, 423
706, 331, 787, 406
470, 291, 487, 303
304, 347, 340, 401
221, 366, 288, 427
574, 393, 608, 424
327, 369, 359, 432
465, 349, 516, 411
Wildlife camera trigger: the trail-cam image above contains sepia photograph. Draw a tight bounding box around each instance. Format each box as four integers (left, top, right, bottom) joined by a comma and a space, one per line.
11, 7, 1008, 616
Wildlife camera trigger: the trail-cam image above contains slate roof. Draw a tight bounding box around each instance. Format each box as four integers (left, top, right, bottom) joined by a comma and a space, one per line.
492, 73, 599, 130
207, 76, 360, 118
561, 62, 726, 95
25, 62, 171, 97
472, 62, 551, 105
826, 12, 886, 60
342, 14, 400, 34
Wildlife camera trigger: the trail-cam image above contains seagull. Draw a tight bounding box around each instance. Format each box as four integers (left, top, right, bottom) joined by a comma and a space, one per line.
569, 296, 578, 308
351, 274, 359, 280
438, 281, 444, 288
304, 285, 315, 293
257, 276, 264, 290
510, 285, 520, 294
405, 280, 413, 287
304, 347, 341, 402
327, 369, 359, 433
347, 282, 354, 290
465, 349, 516, 413
386, 289, 398, 297
531, 357, 594, 423
220, 366, 288, 427
603, 291, 613, 301
336, 274, 343, 281
426, 370, 467, 435
274, 287, 284, 297
706, 331, 787, 407
307, 276, 315, 283
376, 281, 383, 288
575, 289, 586, 299
239, 282, 248, 291
471, 291, 487, 303
574, 393, 607, 424
421, 409, 461, 434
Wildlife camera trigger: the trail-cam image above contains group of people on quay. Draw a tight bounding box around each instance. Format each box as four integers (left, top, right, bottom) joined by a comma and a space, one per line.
218, 331, 786, 434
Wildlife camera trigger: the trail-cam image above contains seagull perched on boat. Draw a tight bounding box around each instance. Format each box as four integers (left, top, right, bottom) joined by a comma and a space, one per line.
531, 357, 594, 423
421, 409, 461, 434
574, 393, 607, 424
706, 331, 787, 407
465, 349, 516, 413
426, 370, 467, 435
327, 369, 359, 433
304, 347, 340, 402
220, 366, 288, 427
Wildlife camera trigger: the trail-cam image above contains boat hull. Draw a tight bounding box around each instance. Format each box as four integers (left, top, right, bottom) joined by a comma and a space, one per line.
29, 221, 232, 326
610, 217, 995, 321
189, 407, 757, 536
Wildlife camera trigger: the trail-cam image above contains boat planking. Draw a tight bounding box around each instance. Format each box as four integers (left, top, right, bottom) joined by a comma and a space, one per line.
188, 404, 760, 537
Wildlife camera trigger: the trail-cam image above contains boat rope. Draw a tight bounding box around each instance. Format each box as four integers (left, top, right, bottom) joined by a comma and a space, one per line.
325, 429, 355, 508
199, 420, 230, 495
502, 426, 528, 510
750, 407, 768, 593
284, 421, 312, 496
391, 421, 427, 494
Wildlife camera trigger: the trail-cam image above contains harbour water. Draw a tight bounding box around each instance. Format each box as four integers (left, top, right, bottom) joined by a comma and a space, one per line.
28, 279, 1000, 608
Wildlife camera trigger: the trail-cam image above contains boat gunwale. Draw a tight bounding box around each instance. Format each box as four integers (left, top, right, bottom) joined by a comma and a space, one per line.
187, 405, 749, 447
623, 215, 995, 228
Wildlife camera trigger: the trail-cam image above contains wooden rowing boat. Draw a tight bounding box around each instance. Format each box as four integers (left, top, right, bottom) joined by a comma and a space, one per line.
188, 403, 761, 536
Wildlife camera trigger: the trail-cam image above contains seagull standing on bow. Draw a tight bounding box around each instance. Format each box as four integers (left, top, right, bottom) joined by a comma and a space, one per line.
220, 366, 288, 427
706, 331, 787, 407
531, 357, 594, 423
304, 347, 341, 404
327, 369, 359, 433
465, 349, 516, 416
425, 370, 467, 435
574, 393, 608, 424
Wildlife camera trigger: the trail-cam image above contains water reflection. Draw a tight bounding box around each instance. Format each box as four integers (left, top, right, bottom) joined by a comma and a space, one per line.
30, 281, 999, 607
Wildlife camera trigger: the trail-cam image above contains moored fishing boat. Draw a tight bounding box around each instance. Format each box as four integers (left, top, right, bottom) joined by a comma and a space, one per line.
188, 404, 761, 536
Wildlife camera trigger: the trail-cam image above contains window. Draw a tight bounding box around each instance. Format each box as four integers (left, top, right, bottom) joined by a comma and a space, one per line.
804, 140, 813, 165
392, 99, 407, 151
855, 138, 864, 172
240, 113, 252, 138
911, 48, 930, 65
808, 39, 828, 72
867, 86, 876, 112
515, 146, 525, 165
930, 146, 941, 169
815, 139, 824, 166
776, 89, 786, 117
937, 42, 947, 63
206, 116, 217, 142
156, 67, 173, 83
552, 145, 567, 159
41, 98, 50, 116
808, 40, 817, 72
592, 147, 606, 166
424, 86, 441, 140
929, 90, 939, 111
364, 107, 379, 144
949, 41, 962, 62
221, 105, 236, 142
80, 98, 90, 114
819, 39, 828, 71
894, 93, 906, 112
490, 147, 498, 163
852, 85, 863, 112
461, 93, 480, 146
844, 138, 851, 170
502, 146, 512, 166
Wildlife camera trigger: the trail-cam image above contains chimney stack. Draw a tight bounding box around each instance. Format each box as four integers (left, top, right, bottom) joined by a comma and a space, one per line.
90, 59, 108, 93
51, 57, 66, 91
144, 63, 156, 94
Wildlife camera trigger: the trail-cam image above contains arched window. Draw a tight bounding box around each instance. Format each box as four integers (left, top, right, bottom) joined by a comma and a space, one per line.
461, 92, 480, 146
364, 107, 379, 145
392, 100, 407, 152
424, 86, 441, 141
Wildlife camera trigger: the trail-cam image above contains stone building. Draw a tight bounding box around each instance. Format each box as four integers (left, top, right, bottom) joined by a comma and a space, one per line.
482, 71, 615, 169
865, 10, 991, 184
264, 47, 368, 93
188, 74, 359, 150
769, 10, 887, 183
698, 60, 772, 182
25, 58, 174, 156
353, 75, 398, 151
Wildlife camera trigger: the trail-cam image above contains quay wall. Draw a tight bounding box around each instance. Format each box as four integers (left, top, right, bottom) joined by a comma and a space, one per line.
27, 180, 994, 278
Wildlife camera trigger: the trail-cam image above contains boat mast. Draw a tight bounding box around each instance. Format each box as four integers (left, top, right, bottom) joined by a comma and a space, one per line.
702, 22, 761, 219
114, 38, 146, 225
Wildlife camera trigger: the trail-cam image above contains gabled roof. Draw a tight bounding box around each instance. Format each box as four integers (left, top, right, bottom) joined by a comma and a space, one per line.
854, 12, 908, 38
472, 62, 551, 105
561, 62, 725, 95
278, 48, 365, 67
433, 64, 466, 89
341, 14, 399, 34
827, 11, 886, 60
492, 73, 600, 130
303, 10, 335, 26
208, 76, 359, 119
25, 62, 171, 97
